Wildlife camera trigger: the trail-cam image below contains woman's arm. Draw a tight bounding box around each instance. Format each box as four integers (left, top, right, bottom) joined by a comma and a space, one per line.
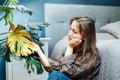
32, 42, 50, 67
59, 53, 101, 78
65, 38, 81, 56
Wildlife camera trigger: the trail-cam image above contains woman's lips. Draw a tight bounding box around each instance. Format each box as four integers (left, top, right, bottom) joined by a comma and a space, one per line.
68, 36, 72, 41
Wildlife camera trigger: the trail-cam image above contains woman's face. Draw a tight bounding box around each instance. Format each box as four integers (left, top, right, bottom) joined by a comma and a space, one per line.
68, 20, 83, 42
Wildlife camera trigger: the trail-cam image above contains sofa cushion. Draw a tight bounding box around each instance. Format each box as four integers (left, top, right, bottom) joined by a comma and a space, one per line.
100, 21, 120, 39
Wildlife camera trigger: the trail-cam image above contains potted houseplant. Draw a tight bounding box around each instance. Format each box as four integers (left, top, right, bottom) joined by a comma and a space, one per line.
0, 0, 49, 74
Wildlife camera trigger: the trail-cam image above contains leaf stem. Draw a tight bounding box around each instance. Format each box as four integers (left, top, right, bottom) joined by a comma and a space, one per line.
0, 32, 10, 35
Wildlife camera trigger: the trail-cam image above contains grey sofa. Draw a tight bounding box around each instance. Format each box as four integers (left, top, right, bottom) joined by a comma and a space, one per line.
44, 4, 120, 80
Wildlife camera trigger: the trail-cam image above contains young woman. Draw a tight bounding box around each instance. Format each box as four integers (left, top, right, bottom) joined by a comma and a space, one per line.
32, 17, 101, 80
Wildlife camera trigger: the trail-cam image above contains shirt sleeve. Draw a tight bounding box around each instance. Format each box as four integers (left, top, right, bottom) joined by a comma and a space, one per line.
59, 55, 89, 77
43, 54, 76, 72
44, 53, 101, 79
59, 53, 101, 78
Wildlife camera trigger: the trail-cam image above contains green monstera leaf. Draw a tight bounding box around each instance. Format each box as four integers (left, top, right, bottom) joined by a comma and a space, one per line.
0, 0, 19, 25
3, 0, 19, 6
7, 23, 34, 56
0, 0, 36, 25
0, 0, 44, 75
6, 23, 44, 74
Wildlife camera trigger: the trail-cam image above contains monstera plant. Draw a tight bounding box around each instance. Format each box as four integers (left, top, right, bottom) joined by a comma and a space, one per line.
0, 0, 49, 74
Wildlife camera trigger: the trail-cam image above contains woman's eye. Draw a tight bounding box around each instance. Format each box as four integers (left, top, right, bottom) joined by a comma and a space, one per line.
70, 28, 77, 34
73, 31, 77, 34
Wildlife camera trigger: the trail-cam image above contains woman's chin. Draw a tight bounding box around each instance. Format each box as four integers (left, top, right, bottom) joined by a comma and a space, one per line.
68, 37, 72, 41
68, 39, 72, 42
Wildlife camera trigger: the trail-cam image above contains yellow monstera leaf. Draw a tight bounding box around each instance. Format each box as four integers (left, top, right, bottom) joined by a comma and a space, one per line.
7, 23, 34, 56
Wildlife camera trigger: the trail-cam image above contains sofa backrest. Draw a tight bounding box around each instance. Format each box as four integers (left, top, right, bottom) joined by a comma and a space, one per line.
44, 3, 120, 55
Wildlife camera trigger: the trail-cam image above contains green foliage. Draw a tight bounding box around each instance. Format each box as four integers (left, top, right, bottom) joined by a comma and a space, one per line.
25, 56, 44, 74
0, 0, 18, 25
0, 22, 48, 74
0, 0, 36, 25
3, 0, 19, 6
7, 23, 34, 56
0, 0, 49, 74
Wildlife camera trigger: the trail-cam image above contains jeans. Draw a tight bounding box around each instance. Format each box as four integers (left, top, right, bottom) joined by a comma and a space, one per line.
47, 70, 71, 80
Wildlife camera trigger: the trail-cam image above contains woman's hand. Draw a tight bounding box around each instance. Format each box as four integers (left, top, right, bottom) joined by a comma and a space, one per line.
65, 38, 81, 56
68, 37, 82, 48
31, 42, 50, 66
31, 42, 42, 56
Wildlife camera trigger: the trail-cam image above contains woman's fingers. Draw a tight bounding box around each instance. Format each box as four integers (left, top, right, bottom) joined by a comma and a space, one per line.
72, 38, 81, 44
68, 38, 82, 48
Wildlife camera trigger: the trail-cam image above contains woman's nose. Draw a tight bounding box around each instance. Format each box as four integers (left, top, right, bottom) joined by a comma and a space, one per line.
68, 30, 72, 36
